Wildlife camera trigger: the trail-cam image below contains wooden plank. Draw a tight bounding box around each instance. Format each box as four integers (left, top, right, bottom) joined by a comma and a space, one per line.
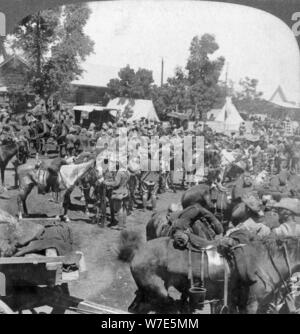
0, 257, 65, 265
76, 301, 130, 315
19, 218, 60, 222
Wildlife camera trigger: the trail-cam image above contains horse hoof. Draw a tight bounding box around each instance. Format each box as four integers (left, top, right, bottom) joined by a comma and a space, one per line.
18, 214, 23, 220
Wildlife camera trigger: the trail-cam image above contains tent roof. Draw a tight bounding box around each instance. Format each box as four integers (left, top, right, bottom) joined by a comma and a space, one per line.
215, 97, 244, 125
73, 105, 117, 113
269, 85, 300, 109
107, 98, 160, 122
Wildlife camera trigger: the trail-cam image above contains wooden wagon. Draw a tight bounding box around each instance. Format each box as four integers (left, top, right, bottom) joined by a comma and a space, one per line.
0, 253, 129, 314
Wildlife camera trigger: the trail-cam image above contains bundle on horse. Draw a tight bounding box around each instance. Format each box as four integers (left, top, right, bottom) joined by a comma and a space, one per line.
146, 202, 224, 242
181, 183, 231, 229
17, 157, 99, 221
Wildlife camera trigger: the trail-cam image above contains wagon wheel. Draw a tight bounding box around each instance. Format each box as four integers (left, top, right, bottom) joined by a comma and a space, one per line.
0, 300, 13, 314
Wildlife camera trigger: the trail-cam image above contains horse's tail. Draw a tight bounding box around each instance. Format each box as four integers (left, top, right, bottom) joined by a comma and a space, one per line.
117, 230, 143, 263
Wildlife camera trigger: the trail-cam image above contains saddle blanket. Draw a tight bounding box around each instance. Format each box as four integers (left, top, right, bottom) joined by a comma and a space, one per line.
60, 160, 94, 188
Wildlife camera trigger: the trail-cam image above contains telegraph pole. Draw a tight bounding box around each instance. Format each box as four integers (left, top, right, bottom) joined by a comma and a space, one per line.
161, 58, 164, 87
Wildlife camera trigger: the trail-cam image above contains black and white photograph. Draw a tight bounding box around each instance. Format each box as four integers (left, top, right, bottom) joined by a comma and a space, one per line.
0, 0, 300, 316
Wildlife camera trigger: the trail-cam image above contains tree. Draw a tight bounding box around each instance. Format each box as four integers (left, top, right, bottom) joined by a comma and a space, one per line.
186, 34, 225, 118
232, 77, 265, 115
11, 4, 94, 103
151, 34, 225, 120
107, 65, 154, 99
0, 36, 8, 60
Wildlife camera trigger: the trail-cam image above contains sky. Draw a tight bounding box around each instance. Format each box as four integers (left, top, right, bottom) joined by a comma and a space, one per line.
74, 0, 300, 103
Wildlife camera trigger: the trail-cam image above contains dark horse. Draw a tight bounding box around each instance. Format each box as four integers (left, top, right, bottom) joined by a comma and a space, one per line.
118, 231, 300, 314
0, 139, 29, 189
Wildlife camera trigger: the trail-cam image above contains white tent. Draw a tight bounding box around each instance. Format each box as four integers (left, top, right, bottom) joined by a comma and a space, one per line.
106, 98, 160, 122
269, 85, 300, 109
214, 97, 244, 132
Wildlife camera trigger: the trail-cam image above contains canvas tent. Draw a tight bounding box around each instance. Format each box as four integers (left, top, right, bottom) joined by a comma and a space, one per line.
212, 97, 244, 132
106, 98, 160, 122
269, 85, 300, 109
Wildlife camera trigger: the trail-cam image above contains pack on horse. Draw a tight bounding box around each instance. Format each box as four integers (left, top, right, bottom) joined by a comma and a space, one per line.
17, 158, 98, 221
181, 183, 231, 230
146, 202, 224, 242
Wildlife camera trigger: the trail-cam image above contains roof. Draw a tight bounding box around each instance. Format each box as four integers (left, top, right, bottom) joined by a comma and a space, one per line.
107, 98, 160, 122
269, 85, 300, 109
0, 54, 30, 69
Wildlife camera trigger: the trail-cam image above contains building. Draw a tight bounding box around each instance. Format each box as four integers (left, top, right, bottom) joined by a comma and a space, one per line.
70, 84, 109, 106
0, 54, 34, 113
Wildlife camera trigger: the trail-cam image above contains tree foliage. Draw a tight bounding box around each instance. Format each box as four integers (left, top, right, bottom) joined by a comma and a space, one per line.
11, 4, 94, 102
151, 34, 225, 120
107, 65, 154, 99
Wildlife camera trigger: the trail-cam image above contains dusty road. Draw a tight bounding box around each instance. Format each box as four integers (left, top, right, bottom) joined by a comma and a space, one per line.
0, 159, 183, 313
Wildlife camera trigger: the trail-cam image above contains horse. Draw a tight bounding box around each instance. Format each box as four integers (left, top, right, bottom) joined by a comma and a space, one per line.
117, 232, 229, 314
17, 158, 100, 221
118, 231, 300, 314
224, 236, 300, 314
0, 138, 29, 190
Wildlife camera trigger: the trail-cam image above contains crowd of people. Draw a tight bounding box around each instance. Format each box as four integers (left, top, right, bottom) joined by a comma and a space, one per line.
0, 104, 300, 231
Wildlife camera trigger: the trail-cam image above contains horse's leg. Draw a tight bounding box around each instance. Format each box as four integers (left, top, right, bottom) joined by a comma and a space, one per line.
62, 188, 72, 222
18, 183, 35, 219
0, 166, 4, 188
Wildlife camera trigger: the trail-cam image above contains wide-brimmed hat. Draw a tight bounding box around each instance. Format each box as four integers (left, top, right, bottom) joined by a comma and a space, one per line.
242, 193, 262, 213
271, 198, 300, 215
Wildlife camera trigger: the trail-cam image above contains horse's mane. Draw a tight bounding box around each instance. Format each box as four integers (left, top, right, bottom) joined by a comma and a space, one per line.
251, 235, 300, 257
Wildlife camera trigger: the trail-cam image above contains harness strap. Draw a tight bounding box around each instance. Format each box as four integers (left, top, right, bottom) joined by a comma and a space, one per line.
267, 246, 291, 294
201, 250, 205, 288
188, 248, 194, 288
223, 257, 229, 307
283, 243, 292, 278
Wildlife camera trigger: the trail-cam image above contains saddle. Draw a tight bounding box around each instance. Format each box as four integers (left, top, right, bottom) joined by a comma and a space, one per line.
170, 232, 226, 283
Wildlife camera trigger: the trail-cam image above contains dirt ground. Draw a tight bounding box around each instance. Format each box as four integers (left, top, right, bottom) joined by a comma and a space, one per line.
0, 159, 184, 313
